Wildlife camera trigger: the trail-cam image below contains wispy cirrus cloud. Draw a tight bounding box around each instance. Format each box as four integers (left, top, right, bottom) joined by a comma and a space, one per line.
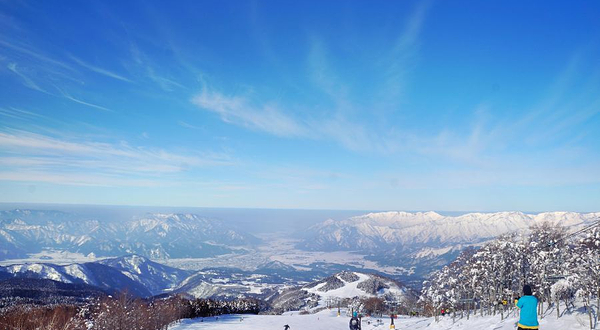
0, 39, 75, 71
128, 43, 187, 92
6, 63, 50, 94
192, 2, 433, 154
0, 130, 234, 186
69, 55, 133, 83
0, 171, 170, 187
380, 0, 430, 104
192, 86, 402, 153
63, 94, 114, 113
177, 121, 203, 130
1, 39, 123, 113
56, 88, 114, 113
192, 88, 309, 137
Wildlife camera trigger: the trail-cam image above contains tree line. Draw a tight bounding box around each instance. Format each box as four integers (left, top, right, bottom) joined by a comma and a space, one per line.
0, 293, 262, 330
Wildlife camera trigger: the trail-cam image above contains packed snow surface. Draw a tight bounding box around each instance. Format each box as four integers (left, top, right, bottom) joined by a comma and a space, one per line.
171, 308, 592, 330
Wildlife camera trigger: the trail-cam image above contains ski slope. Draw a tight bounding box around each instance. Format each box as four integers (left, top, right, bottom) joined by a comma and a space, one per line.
170, 308, 593, 330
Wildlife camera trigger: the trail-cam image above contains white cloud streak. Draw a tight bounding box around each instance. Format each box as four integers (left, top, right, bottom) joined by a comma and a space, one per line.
0, 130, 234, 186
380, 0, 430, 103
0, 39, 75, 71
192, 89, 308, 137
63, 94, 114, 112
69, 55, 133, 83
177, 121, 203, 130
56, 88, 114, 113
7, 63, 51, 94
0, 171, 168, 187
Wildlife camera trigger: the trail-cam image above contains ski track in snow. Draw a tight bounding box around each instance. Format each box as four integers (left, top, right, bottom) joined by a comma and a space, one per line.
170, 308, 591, 330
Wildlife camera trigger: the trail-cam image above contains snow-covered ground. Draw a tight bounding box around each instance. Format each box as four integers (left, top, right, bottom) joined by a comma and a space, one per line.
170, 308, 594, 330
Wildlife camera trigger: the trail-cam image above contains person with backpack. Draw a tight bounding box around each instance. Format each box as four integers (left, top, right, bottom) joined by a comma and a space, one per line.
349, 311, 361, 330
516, 284, 539, 330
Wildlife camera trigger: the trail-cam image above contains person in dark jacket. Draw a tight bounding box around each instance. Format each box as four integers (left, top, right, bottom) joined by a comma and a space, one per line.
349, 311, 361, 330
516, 284, 539, 329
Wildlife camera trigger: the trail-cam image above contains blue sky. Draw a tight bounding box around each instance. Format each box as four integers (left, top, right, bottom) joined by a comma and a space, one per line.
0, 1, 599, 211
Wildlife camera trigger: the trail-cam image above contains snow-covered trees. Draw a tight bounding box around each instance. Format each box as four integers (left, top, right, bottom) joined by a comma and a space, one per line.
420, 222, 600, 320
572, 226, 600, 324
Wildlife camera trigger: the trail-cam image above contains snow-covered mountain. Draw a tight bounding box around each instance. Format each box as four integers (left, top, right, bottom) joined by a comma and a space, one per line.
0, 261, 152, 297
0, 255, 197, 297
0, 209, 259, 260
97, 255, 192, 295
268, 271, 412, 313
303, 211, 599, 250
301, 211, 600, 277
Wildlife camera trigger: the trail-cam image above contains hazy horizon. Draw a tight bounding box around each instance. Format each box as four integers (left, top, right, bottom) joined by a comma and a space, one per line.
1, 202, 596, 234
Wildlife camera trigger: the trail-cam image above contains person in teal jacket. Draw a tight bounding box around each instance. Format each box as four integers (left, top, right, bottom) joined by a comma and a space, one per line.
516, 284, 539, 329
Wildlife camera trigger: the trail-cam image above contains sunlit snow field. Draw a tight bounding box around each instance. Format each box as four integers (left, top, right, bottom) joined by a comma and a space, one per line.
170, 308, 592, 330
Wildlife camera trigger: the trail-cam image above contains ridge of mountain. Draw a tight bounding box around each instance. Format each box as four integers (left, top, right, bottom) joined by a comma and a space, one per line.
302, 211, 599, 250
97, 255, 192, 295
0, 260, 152, 297
301, 211, 600, 278
0, 209, 258, 260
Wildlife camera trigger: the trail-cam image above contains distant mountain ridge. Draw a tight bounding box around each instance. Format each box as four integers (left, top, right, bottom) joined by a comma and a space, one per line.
301, 211, 600, 277
302, 211, 599, 250
0, 209, 258, 260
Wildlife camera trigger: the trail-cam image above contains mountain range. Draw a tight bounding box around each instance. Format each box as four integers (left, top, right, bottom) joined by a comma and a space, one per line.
0, 209, 258, 260
300, 211, 600, 277
0, 255, 312, 300
0, 255, 186, 297
0, 255, 414, 317
1, 209, 598, 296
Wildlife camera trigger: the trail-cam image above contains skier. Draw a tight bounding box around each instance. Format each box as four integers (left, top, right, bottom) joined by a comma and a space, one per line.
516, 284, 539, 330
283, 325, 290, 330
349, 311, 361, 330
